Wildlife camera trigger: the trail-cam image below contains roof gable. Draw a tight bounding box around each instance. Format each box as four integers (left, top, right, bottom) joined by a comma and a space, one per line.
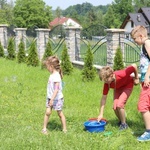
49, 17, 69, 27
120, 7, 150, 29
138, 7, 150, 23
49, 17, 81, 28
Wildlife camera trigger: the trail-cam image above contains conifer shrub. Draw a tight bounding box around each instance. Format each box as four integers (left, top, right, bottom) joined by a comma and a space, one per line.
6, 37, 16, 60
61, 44, 73, 75
26, 41, 39, 67
17, 39, 26, 63
41, 40, 53, 69
82, 44, 96, 81
0, 41, 4, 58
113, 46, 124, 71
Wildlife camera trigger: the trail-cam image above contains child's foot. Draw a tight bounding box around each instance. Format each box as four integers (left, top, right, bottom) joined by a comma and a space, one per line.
118, 121, 121, 126
137, 132, 150, 142
63, 129, 67, 133
41, 129, 48, 135
119, 123, 128, 130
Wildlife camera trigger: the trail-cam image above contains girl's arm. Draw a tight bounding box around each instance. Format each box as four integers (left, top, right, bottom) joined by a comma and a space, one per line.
49, 82, 59, 106
97, 95, 107, 122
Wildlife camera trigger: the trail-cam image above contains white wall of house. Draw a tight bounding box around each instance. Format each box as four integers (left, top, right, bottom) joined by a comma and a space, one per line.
63, 18, 81, 28
124, 21, 134, 33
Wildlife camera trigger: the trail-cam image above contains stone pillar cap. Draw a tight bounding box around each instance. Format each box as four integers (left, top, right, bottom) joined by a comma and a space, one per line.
35, 28, 51, 31
105, 28, 126, 32
65, 26, 82, 30
0, 24, 8, 27
15, 28, 27, 31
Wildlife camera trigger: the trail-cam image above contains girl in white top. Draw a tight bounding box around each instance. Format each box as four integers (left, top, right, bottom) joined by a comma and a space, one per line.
42, 56, 67, 134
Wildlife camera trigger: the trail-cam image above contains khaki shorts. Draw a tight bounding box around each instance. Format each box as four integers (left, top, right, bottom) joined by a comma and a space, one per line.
113, 88, 132, 110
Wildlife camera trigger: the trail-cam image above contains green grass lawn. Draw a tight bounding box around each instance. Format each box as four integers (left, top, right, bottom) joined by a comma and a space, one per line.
0, 58, 149, 150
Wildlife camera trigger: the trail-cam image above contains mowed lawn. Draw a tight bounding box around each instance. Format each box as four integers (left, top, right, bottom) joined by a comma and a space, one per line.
0, 58, 149, 150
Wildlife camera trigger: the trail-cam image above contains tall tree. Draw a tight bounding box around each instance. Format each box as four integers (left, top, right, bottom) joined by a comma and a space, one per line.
103, 6, 115, 28
133, 0, 150, 11
111, 0, 134, 28
0, 0, 14, 24
0, 0, 7, 9
55, 7, 62, 18
13, 0, 53, 28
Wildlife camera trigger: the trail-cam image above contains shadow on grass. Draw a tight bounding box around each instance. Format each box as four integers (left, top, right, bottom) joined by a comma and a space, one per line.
47, 119, 62, 131
106, 118, 145, 136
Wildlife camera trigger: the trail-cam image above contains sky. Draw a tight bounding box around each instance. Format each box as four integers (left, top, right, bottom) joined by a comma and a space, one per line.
44, 0, 113, 10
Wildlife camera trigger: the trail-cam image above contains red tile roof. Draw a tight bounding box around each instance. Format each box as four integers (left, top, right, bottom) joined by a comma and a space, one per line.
49, 17, 69, 27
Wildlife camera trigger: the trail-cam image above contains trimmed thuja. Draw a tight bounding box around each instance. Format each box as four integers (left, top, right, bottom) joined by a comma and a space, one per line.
82, 43, 96, 81
113, 46, 124, 71
17, 39, 26, 63
61, 44, 73, 75
6, 37, 15, 60
26, 41, 39, 67
0, 41, 4, 57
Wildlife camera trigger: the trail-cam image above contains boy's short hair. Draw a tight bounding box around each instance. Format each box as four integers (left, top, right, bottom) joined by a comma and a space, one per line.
99, 66, 113, 81
131, 25, 147, 38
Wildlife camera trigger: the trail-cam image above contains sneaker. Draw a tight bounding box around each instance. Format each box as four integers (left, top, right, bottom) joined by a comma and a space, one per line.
137, 132, 150, 142
119, 123, 128, 130
118, 121, 121, 126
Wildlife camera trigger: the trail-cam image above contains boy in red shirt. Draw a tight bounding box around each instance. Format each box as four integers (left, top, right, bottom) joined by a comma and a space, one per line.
97, 64, 139, 130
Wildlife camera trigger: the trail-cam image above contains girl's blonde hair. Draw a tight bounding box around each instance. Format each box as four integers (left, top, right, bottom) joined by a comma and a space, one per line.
43, 56, 63, 79
131, 25, 147, 38
99, 66, 113, 81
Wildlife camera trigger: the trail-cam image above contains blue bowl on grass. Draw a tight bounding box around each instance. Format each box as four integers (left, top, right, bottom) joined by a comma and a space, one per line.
84, 120, 106, 133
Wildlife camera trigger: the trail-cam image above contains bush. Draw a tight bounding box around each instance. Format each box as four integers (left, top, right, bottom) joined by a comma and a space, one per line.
6, 37, 15, 60
113, 46, 124, 71
61, 44, 73, 75
82, 44, 96, 81
17, 39, 26, 63
0, 41, 4, 57
26, 41, 39, 67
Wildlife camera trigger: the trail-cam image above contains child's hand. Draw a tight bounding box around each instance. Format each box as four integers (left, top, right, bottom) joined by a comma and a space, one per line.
97, 114, 103, 122
144, 79, 150, 87
144, 74, 150, 87
134, 78, 139, 85
49, 100, 53, 107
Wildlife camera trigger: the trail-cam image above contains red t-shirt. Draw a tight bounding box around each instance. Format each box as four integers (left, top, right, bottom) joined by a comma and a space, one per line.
103, 66, 135, 95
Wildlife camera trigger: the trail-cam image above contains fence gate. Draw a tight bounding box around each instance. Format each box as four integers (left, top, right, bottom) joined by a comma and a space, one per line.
49, 25, 66, 59
76, 24, 108, 66
119, 33, 141, 66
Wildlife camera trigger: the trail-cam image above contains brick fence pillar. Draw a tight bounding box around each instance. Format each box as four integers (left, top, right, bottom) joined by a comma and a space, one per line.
14, 28, 27, 52
0, 24, 8, 49
65, 27, 82, 61
35, 28, 50, 60
105, 29, 126, 67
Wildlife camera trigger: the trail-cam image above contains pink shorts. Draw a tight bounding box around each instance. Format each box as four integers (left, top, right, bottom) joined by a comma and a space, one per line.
113, 88, 132, 110
138, 84, 150, 112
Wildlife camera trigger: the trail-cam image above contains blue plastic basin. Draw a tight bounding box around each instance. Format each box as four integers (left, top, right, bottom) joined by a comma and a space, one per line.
84, 120, 106, 133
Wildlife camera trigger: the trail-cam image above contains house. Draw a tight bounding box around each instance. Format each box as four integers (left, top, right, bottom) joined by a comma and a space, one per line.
120, 7, 150, 34
49, 17, 82, 29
